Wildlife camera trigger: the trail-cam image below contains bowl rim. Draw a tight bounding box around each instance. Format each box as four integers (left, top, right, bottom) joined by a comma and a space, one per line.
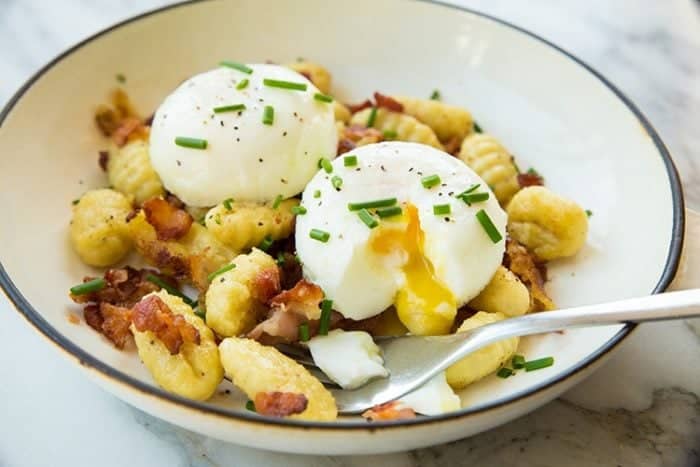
0, 0, 685, 430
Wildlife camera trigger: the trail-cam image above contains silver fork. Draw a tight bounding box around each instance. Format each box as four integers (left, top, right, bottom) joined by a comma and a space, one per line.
277, 288, 700, 414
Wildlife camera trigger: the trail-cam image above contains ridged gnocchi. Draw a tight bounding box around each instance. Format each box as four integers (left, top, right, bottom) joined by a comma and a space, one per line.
107, 140, 164, 205
132, 291, 224, 400
469, 266, 530, 317
393, 96, 473, 143
286, 61, 331, 94
458, 133, 520, 206
507, 186, 588, 261
334, 101, 351, 123
205, 248, 278, 337
350, 108, 443, 149
205, 199, 298, 253
69, 189, 133, 267
446, 311, 519, 389
219, 337, 337, 421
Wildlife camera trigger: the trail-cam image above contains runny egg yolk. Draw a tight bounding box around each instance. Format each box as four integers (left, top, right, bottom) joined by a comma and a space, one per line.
370, 204, 457, 335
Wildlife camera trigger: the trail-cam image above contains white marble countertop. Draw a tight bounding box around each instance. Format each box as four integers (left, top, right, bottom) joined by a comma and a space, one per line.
1, 1, 699, 465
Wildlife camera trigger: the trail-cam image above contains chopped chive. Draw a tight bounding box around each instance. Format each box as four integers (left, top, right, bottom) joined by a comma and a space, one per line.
207, 263, 236, 282
262, 105, 274, 125
223, 198, 234, 211
194, 306, 206, 321
348, 198, 397, 211
585, 209, 593, 218
433, 204, 451, 215
220, 60, 253, 74
236, 78, 249, 90
258, 235, 274, 251
145, 274, 195, 305
357, 209, 379, 229
70, 278, 106, 295
175, 136, 207, 149
298, 322, 310, 342
263, 78, 308, 91
116, 73, 126, 84
197, 216, 206, 226
310, 228, 330, 243
313, 93, 334, 103
71, 198, 80, 206
421, 174, 441, 189
382, 130, 398, 140
512, 355, 526, 369
213, 103, 246, 114
276, 252, 286, 265
474, 121, 483, 133
191, 300, 199, 309
272, 194, 283, 209
331, 175, 343, 190
430, 89, 441, 100
376, 206, 402, 218
526, 167, 540, 177
460, 192, 489, 205
318, 299, 333, 335
318, 157, 333, 173
291, 205, 307, 215
366, 107, 378, 128
343, 155, 358, 167
524, 356, 554, 372
496, 367, 513, 378
245, 400, 256, 412
475, 209, 502, 243
313, 189, 321, 198
459, 183, 481, 196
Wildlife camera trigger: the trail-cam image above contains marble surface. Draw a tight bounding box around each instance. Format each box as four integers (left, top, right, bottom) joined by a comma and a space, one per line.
1, 0, 699, 465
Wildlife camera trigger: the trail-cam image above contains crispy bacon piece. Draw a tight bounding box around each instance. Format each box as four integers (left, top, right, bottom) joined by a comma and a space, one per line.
98, 150, 110, 171
70, 267, 167, 308
111, 117, 148, 147
373, 92, 403, 112
347, 99, 373, 114
84, 303, 134, 349
504, 238, 555, 311
254, 392, 308, 417
269, 280, 324, 318
95, 89, 142, 137
362, 401, 416, 421
132, 295, 200, 355
337, 124, 383, 155
252, 268, 282, 303
143, 198, 193, 241
443, 135, 462, 156
517, 172, 544, 188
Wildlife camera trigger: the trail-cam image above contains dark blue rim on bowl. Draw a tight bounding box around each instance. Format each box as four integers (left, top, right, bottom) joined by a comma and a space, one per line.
0, 0, 685, 430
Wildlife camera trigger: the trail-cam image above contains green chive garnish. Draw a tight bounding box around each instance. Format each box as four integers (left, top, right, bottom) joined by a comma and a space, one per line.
71, 199, 80, 206
223, 198, 234, 210
313, 190, 321, 198
348, 198, 397, 211
213, 103, 246, 114
145, 274, 195, 305
292, 205, 307, 215
421, 174, 441, 189
318, 299, 333, 335
259, 235, 274, 251
194, 306, 206, 321
220, 61, 253, 74
262, 105, 274, 125
496, 367, 513, 378
116, 73, 126, 84
343, 155, 358, 167
357, 209, 379, 229
263, 78, 308, 91
276, 252, 286, 265
433, 204, 451, 215
298, 323, 310, 342
313, 93, 333, 103
526, 167, 540, 177
459, 183, 480, 197
310, 229, 330, 243
70, 278, 106, 295
376, 206, 402, 218
382, 130, 398, 140
524, 356, 554, 372
207, 263, 236, 282
474, 121, 483, 133
475, 209, 502, 243
331, 175, 343, 190
586, 209, 593, 217
175, 136, 207, 150
245, 400, 256, 412
430, 89, 441, 100
319, 157, 333, 173
366, 107, 378, 127
512, 355, 526, 369
460, 192, 489, 205
236, 78, 249, 90
272, 194, 283, 209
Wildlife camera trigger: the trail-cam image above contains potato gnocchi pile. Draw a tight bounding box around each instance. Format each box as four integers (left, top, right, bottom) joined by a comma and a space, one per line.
68, 60, 588, 422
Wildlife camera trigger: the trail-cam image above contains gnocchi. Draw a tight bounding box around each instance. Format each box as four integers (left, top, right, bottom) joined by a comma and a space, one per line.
286, 61, 332, 94
469, 266, 530, 317
107, 140, 164, 205
393, 96, 473, 143
350, 108, 443, 149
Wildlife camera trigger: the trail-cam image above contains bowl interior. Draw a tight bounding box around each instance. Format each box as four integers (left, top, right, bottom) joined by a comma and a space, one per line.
0, 0, 681, 425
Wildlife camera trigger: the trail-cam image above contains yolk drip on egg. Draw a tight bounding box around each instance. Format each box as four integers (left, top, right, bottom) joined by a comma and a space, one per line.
370, 204, 457, 335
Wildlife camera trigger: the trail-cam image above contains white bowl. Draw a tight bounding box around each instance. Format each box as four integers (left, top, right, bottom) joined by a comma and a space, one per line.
0, 0, 684, 455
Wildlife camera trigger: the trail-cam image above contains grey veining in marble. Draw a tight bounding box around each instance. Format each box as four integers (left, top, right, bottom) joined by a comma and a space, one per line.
0, 1, 699, 466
